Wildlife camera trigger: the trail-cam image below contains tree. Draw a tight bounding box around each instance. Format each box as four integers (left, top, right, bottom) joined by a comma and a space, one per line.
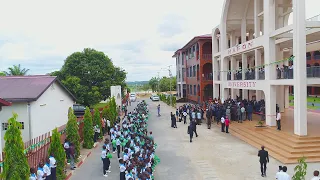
159, 76, 176, 92
56, 48, 127, 106
109, 97, 117, 126
142, 83, 150, 92
66, 107, 80, 159
0, 71, 5, 76
4, 64, 29, 76
149, 77, 159, 92
48, 128, 66, 180
83, 108, 94, 149
93, 108, 102, 138
2, 113, 29, 180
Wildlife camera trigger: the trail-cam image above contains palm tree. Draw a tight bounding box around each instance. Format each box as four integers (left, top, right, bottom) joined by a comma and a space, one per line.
4, 64, 29, 76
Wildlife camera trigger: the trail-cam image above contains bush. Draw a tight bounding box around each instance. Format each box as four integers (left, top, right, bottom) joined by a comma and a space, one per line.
2, 113, 30, 180
66, 107, 80, 159
83, 108, 94, 149
292, 157, 307, 180
48, 128, 66, 180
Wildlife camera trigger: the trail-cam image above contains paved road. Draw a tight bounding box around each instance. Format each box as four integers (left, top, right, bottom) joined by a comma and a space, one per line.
71, 98, 319, 180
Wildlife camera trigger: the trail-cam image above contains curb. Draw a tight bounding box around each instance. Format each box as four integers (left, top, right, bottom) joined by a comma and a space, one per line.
65, 142, 100, 180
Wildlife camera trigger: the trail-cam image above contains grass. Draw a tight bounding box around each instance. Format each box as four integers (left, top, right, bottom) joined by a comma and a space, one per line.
289, 95, 320, 102
289, 95, 320, 110
92, 103, 108, 109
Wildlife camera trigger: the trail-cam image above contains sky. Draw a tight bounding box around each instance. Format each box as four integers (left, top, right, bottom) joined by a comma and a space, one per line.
0, 0, 319, 81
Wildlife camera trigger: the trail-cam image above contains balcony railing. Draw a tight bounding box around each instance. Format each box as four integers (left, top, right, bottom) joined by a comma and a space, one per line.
202, 54, 212, 61
307, 66, 320, 78
203, 73, 213, 81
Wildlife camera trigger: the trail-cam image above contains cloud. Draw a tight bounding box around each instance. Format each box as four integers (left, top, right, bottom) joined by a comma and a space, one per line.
0, 0, 320, 82
157, 14, 186, 38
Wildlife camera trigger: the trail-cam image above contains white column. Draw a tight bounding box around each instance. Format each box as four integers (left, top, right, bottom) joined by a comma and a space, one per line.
276, 86, 285, 112
254, 0, 261, 38
231, 56, 236, 80
293, 0, 307, 136
242, 53, 247, 80
230, 31, 236, 47
255, 49, 261, 80
264, 0, 276, 80
213, 84, 218, 99
284, 86, 289, 108
241, 19, 247, 43
249, 30, 254, 40
265, 85, 277, 126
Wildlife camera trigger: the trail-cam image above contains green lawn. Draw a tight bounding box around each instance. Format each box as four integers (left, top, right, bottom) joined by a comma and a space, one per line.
289, 95, 320, 110
92, 103, 108, 109
289, 95, 320, 102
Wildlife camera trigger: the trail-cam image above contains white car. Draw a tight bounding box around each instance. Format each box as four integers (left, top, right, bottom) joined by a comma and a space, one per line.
151, 95, 160, 101
130, 93, 137, 102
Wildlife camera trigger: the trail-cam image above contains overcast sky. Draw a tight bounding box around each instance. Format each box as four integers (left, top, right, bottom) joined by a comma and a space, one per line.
0, 0, 319, 81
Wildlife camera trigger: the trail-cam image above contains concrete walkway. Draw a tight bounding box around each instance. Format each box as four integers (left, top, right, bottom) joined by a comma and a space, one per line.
70, 99, 320, 180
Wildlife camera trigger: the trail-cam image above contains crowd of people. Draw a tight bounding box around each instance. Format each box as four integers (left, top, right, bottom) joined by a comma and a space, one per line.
103, 100, 160, 180
30, 153, 57, 180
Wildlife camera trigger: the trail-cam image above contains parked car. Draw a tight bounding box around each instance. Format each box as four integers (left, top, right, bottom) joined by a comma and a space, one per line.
151, 94, 160, 101
130, 93, 137, 102
73, 104, 86, 117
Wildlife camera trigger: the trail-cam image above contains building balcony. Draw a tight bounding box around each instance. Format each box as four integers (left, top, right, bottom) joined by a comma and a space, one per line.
202, 73, 213, 81
202, 54, 212, 61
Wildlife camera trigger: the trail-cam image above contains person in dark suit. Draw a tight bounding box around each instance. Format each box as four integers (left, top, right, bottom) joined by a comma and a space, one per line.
258, 146, 269, 177
187, 124, 193, 143
190, 120, 198, 137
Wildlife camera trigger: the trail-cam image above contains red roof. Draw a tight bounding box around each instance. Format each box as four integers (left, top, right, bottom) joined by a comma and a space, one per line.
172, 34, 212, 57
0, 98, 11, 106
0, 75, 76, 102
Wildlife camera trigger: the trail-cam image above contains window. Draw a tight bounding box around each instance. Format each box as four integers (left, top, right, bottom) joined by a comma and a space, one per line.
190, 85, 192, 95
194, 85, 196, 95
193, 66, 196, 77
190, 67, 192, 77
186, 68, 189, 77
2, 122, 24, 131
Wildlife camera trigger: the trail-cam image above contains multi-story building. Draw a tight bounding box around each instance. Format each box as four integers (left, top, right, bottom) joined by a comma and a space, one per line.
173, 35, 212, 103
211, 0, 320, 136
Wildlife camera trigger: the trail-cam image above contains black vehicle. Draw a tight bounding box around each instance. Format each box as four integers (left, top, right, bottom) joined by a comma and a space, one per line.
73, 104, 86, 117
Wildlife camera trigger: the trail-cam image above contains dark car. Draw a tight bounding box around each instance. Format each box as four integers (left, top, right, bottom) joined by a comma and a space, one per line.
73, 104, 86, 117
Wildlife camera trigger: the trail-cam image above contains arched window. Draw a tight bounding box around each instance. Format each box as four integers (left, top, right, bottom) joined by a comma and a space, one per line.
313, 51, 320, 60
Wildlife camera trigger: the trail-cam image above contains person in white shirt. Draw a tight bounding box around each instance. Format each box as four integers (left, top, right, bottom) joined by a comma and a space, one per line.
220, 116, 225, 132
183, 111, 188, 124
101, 145, 110, 177
116, 136, 121, 159
275, 166, 290, 180
119, 159, 126, 180
311, 170, 320, 180
37, 162, 47, 180
43, 158, 51, 180
63, 139, 70, 160
49, 154, 57, 180
29, 168, 37, 180
276, 112, 281, 131
107, 119, 111, 135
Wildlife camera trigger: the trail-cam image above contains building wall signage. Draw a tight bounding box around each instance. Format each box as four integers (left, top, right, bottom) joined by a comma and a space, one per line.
227, 81, 257, 88
227, 40, 254, 55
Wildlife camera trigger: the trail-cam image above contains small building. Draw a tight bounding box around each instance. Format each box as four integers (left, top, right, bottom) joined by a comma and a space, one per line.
0, 76, 76, 150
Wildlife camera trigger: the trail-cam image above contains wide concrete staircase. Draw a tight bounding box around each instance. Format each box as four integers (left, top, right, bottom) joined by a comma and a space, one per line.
226, 121, 320, 164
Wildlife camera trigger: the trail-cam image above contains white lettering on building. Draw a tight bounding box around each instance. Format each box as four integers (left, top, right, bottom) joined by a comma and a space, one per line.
227, 81, 257, 88
228, 41, 254, 55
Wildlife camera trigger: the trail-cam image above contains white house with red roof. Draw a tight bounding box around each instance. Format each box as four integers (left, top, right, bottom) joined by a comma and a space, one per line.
0, 75, 76, 153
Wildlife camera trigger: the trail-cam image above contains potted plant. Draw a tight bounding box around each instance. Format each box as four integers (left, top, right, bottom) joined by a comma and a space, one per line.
255, 120, 266, 129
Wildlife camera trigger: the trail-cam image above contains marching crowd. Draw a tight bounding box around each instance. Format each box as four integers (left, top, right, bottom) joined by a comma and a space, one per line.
102, 100, 160, 180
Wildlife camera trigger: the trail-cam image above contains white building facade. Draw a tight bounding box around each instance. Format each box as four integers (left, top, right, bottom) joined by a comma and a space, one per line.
111, 85, 122, 106
212, 0, 320, 136
0, 76, 76, 153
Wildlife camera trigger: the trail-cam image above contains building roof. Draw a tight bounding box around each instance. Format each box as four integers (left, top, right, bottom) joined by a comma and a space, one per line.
0, 98, 11, 106
172, 34, 212, 57
0, 76, 76, 102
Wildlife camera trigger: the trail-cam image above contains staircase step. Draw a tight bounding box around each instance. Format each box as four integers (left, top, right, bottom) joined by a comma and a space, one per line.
229, 125, 320, 163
